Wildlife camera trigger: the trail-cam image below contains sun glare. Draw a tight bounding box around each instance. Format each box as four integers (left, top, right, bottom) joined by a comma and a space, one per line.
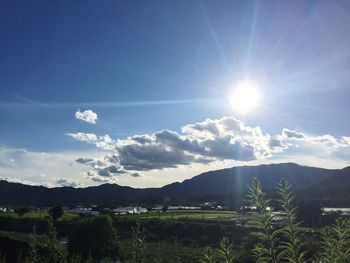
230, 80, 260, 113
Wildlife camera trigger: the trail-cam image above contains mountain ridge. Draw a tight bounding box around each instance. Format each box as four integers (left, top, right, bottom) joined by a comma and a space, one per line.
0, 163, 348, 206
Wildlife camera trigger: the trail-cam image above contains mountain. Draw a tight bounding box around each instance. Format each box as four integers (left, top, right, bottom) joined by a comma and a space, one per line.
159, 163, 338, 195
309, 166, 350, 203
0, 163, 348, 206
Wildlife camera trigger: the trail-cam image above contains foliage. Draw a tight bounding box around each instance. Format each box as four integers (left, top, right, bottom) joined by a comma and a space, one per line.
46, 215, 64, 262
248, 178, 279, 263
1, 178, 350, 262
319, 218, 350, 263
247, 177, 350, 263
131, 221, 145, 263
14, 207, 31, 218
277, 178, 307, 263
200, 247, 216, 263
296, 200, 322, 227
49, 206, 64, 222
162, 205, 168, 213
67, 216, 119, 261
25, 226, 39, 263
217, 237, 234, 263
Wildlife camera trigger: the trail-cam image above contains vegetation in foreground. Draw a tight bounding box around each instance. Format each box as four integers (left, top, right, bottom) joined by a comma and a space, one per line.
0, 178, 349, 262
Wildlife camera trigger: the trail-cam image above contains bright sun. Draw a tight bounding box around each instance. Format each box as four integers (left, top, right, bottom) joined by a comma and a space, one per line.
230, 80, 260, 113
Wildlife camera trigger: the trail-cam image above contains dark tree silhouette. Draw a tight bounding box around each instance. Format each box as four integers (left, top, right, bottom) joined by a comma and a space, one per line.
296, 199, 322, 227
49, 206, 64, 221
67, 216, 119, 261
14, 207, 30, 218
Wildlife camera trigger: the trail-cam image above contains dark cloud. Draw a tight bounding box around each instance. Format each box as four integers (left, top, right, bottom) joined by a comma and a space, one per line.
282, 129, 306, 139
116, 143, 196, 171
97, 165, 126, 176
76, 157, 95, 164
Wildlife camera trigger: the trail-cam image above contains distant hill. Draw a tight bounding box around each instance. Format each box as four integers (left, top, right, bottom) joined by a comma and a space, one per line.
0, 163, 348, 206
309, 166, 350, 203
159, 163, 338, 195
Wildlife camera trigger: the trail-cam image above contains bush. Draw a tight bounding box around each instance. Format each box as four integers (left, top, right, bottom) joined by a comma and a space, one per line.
67, 216, 119, 261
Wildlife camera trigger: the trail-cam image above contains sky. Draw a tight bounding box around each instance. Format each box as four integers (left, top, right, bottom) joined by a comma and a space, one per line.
1, 0, 350, 188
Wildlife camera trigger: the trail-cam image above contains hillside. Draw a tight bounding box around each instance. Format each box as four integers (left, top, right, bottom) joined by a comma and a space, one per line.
0, 163, 347, 206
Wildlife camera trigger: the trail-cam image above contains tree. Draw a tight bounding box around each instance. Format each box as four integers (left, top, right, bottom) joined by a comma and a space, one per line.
14, 207, 30, 218
162, 205, 168, 213
49, 206, 64, 222
67, 216, 119, 261
296, 199, 322, 227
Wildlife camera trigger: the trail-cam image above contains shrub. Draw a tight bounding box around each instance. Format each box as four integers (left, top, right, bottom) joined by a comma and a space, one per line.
67, 216, 119, 261
319, 218, 350, 262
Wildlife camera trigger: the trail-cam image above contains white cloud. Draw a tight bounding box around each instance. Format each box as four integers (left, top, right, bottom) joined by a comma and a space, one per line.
67, 117, 287, 180
3, 117, 350, 188
67, 117, 350, 183
66, 133, 115, 150
56, 178, 82, 188
67, 132, 98, 142
0, 148, 103, 187
281, 128, 350, 149
75, 109, 98, 124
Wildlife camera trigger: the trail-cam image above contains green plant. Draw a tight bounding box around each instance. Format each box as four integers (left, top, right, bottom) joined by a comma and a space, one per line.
100, 257, 116, 263
131, 221, 145, 263
67, 254, 82, 263
248, 178, 279, 263
14, 207, 31, 218
25, 225, 39, 263
49, 206, 64, 222
172, 238, 181, 263
67, 216, 119, 261
46, 215, 64, 263
277, 178, 307, 263
200, 247, 216, 263
319, 218, 350, 263
217, 237, 234, 263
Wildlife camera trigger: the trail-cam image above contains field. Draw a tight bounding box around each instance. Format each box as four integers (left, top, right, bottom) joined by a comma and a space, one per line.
0, 204, 348, 262
134, 209, 237, 220
0, 211, 78, 220
1, 209, 237, 221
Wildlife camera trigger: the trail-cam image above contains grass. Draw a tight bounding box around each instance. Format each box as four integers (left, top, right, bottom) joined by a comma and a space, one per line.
119, 239, 203, 262
1, 209, 236, 221
129, 210, 237, 220
0, 211, 78, 220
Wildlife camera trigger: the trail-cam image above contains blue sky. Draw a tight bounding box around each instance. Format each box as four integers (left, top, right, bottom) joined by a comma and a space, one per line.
1, 1, 350, 187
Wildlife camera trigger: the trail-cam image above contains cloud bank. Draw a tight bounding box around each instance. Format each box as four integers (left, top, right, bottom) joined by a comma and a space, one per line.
67, 117, 286, 181
67, 117, 350, 183
75, 110, 98, 124
2, 116, 350, 188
